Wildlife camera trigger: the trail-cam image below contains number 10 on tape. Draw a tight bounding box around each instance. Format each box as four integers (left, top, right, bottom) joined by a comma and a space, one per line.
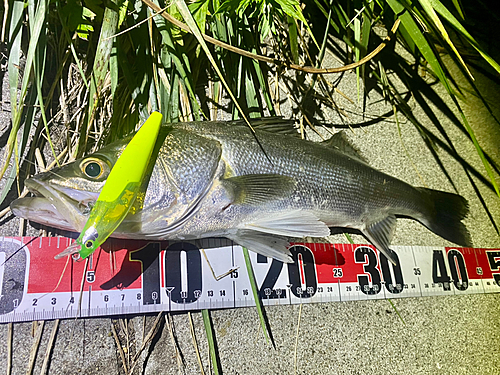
0, 237, 499, 323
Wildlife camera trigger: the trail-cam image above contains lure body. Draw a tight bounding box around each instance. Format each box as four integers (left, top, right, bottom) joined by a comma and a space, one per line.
55, 112, 163, 259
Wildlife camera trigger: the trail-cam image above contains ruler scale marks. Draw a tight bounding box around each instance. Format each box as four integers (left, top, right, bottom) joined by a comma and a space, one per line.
0, 237, 498, 323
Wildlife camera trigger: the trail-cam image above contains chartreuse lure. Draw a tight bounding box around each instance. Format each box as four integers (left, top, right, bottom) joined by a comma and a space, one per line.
55, 112, 163, 260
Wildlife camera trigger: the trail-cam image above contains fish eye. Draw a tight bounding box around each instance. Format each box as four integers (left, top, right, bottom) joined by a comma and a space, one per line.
80, 158, 107, 179
85, 162, 101, 178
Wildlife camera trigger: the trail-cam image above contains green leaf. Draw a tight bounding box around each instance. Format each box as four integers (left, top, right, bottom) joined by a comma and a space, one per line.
118, 0, 129, 27
169, 73, 180, 123
57, 2, 89, 88
388, 299, 406, 325
173, 0, 250, 123
202, 310, 221, 375
152, 0, 202, 120
387, 0, 448, 90
251, 50, 275, 116
288, 15, 299, 64
427, 0, 500, 75
417, 0, 473, 79
274, 0, 320, 49
360, 1, 374, 73
33, 19, 59, 167
274, 0, 306, 23
110, 44, 118, 97
0, 89, 38, 206
215, 0, 252, 16
243, 247, 270, 344
78, 0, 119, 156
451, 0, 464, 20
354, 16, 361, 102
1, 0, 48, 180
60, 0, 96, 40
7, 0, 23, 117
188, 0, 210, 32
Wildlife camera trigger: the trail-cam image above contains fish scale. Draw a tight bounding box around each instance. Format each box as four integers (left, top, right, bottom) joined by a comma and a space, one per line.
179, 122, 417, 219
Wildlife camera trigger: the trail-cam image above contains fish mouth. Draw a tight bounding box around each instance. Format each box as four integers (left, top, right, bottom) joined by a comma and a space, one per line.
10, 178, 99, 233
10, 196, 75, 231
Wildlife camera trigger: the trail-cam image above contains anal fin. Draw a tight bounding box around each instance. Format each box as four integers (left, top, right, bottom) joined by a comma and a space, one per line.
362, 215, 399, 265
227, 230, 293, 263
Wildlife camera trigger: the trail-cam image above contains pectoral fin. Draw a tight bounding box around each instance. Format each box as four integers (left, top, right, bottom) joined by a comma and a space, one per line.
221, 174, 296, 205
227, 230, 293, 263
362, 215, 399, 265
229, 210, 331, 263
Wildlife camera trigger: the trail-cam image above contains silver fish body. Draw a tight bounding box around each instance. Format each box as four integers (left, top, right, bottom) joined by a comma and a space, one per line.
11, 118, 471, 263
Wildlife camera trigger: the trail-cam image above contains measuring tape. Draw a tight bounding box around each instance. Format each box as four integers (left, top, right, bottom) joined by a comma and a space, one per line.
0, 236, 499, 323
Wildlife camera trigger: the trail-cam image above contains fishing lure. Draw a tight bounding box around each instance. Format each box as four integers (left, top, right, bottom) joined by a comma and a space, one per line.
55, 112, 163, 260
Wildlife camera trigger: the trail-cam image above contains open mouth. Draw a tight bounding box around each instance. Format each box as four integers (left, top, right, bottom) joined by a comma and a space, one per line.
10, 178, 98, 232
10, 196, 75, 231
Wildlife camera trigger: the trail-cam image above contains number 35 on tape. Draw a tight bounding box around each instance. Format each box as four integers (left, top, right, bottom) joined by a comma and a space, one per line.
0, 236, 499, 323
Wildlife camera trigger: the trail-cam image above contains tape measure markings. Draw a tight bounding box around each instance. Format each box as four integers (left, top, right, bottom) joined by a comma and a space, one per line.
0, 236, 499, 323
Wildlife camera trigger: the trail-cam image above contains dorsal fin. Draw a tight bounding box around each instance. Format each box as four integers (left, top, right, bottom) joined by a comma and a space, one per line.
231, 117, 299, 137
322, 131, 368, 163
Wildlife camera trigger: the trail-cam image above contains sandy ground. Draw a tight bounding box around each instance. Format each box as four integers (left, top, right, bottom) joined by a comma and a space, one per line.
0, 43, 499, 374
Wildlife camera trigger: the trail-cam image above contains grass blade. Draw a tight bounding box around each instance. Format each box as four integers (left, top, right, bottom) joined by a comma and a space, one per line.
202, 309, 221, 375
354, 15, 361, 102
169, 73, 181, 123
151, 0, 202, 120
20, 0, 48, 100
33, 20, 60, 167
428, 0, 500, 75
0, 86, 38, 206
1, 0, 24, 183
110, 43, 118, 98
451, 0, 464, 20
388, 299, 406, 325
344, 232, 354, 244
7, 0, 23, 116
417, 0, 473, 79
56, 1, 89, 89
360, 1, 374, 82
2, 0, 25, 181
78, 0, 119, 156
242, 246, 270, 345
172, 0, 252, 126
2, 0, 53, 186
288, 15, 299, 64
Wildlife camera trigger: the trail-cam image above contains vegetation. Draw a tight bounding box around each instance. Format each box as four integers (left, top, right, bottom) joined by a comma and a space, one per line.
2, 0, 500, 209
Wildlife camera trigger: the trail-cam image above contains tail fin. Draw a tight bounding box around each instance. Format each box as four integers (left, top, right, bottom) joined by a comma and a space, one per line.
416, 188, 472, 247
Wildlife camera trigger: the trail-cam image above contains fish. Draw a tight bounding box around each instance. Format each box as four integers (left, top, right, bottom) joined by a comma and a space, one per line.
11, 117, 472, 264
